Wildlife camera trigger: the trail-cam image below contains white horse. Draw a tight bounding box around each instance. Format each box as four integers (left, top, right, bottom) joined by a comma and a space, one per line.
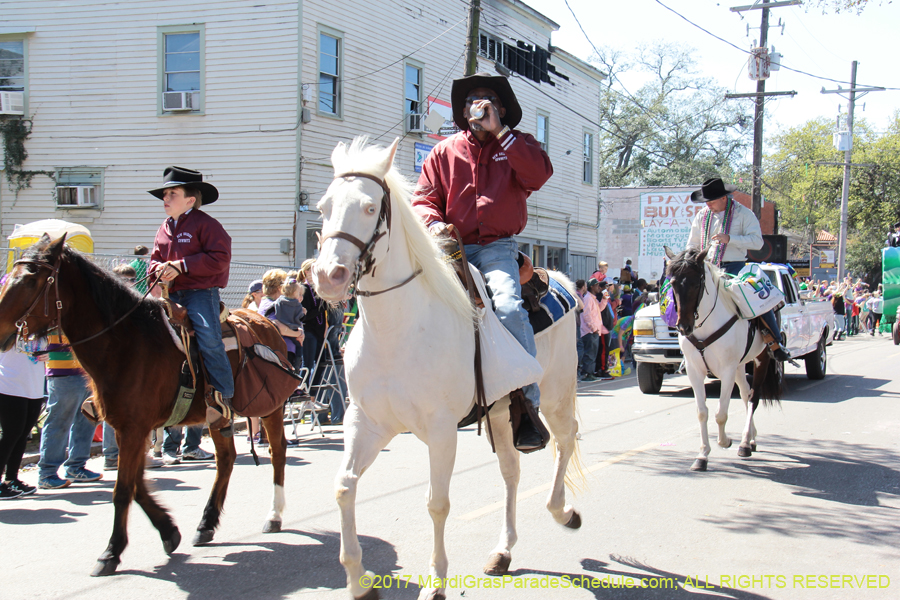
665, 247, 782, 472
312, 137, 583, 600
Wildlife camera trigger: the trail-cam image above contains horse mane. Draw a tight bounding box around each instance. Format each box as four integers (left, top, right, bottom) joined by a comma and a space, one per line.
25, 243, 168, 341
667, 248, 739, 317
334, 137, 475, 321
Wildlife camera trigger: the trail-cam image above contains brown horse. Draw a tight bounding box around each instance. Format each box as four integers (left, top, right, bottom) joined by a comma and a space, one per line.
0, 234, 289, 576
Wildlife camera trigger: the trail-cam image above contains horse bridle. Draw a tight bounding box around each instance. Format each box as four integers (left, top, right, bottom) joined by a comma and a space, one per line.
9, 255, 64, 346
319, 172, 420, 297
673, 261, 720, 331
10, 253, 162, 348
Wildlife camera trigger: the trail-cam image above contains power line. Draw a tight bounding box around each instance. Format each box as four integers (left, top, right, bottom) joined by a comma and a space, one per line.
652, 0, 900, 91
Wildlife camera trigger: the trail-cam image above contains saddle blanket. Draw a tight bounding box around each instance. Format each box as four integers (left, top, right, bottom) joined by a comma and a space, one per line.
529, 276, 578, 338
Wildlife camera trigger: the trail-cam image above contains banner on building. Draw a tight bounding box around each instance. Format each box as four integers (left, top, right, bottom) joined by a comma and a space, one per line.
638, 191, 702, 281
414, 142, 433, 173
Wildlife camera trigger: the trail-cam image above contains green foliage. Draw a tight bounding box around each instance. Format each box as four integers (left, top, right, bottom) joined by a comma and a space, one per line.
807, 0, 887, 14
590, 42, 751, 187
0, 116, 54, 193
764, 111, 900, 281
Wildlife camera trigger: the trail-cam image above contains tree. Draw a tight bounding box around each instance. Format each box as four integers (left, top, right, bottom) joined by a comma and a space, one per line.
764, 111, 900, 281
807, 0, 890, 14
591, 42, 751, 188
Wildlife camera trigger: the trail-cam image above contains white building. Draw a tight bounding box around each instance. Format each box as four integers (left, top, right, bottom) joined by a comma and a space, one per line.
1, 0, 603, 278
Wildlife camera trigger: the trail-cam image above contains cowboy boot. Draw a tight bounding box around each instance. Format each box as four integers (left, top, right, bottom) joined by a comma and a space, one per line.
759, 322, 791, 362
509, 389, 550, 454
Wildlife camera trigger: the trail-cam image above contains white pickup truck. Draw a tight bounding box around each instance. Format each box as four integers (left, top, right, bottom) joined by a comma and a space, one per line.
633, 263, 835, 394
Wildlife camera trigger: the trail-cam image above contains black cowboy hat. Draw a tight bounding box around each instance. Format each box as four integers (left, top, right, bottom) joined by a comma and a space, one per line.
148, 166, 219, 205
451, 72, 522, 131
690, 177, 738, 203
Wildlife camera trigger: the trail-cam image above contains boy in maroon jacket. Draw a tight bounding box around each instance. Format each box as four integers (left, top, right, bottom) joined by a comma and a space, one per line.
148, 166, 234, 431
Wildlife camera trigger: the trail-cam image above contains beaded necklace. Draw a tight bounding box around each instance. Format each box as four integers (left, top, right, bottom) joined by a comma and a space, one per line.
700, 198, 734, 266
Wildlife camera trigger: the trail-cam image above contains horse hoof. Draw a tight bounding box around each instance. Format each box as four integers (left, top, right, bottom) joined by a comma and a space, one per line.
691, 458, 708, 471
354, 587, 380, 600
751, 442, 757, 452
737, 446, 752, 458
483, 552, 511, 576
163, 527, 181, 555
720, 439, 733, 449
192, 529, 215, 546
564, 510, 582, 529
91, 558, 120, 577
262, 520, 282, 533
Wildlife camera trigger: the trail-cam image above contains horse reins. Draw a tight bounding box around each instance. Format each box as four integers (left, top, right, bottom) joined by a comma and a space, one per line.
320, 171, 421, 297
11, 254, 165, 347
682, 262, 735, 374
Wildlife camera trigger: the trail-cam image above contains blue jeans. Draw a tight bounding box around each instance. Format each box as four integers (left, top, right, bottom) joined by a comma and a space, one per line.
465, 238, 540, 408
163, 424, 203, 455
102, 421, 118, 460
39, 375, 95, 479
169, 288, 234, 398
579, 332, 599, 377
722, 262, 781, 338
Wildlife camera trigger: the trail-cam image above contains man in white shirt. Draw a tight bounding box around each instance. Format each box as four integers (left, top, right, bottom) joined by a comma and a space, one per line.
687, 177, 790, 361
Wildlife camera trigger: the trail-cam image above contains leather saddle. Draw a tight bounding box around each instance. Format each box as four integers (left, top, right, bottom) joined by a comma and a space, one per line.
435, 232, 550, 314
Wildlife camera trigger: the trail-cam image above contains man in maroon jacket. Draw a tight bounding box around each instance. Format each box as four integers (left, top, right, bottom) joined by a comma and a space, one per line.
413, 72, 553, 453
148, 166, 234, 432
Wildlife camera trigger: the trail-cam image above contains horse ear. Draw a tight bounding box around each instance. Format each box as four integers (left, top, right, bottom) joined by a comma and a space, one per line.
697, 247, 709, 263
331, 141, 348, 174
664, 246, 676, 260
372, 137, 400, 177
46, 233, 68, 260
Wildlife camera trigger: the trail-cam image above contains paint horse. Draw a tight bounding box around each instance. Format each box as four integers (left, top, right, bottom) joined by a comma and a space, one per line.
665, 247, 782, 471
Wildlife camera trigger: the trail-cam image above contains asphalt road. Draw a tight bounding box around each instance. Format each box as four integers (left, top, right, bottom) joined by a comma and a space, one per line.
3, 333, 898, 600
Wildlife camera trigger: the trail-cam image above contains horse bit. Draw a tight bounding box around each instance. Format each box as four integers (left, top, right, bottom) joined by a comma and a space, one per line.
318, 172, 421, 298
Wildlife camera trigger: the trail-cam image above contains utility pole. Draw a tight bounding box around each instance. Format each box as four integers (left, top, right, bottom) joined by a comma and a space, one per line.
750, 2, 769, 219
822, 62, 885, 279
464, 0, 481, 76
729, 0, 800, 219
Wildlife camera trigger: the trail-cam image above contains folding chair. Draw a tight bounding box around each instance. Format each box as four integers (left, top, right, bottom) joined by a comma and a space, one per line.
308, 325, 348, 418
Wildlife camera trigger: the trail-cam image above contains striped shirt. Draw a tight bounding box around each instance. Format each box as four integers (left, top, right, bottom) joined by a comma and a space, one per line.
45, 332, 85, 378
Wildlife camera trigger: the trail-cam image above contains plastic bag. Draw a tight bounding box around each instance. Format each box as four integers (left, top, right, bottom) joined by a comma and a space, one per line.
725, 264, 785, 319
659, 280, 679, 327
608, 348, 622, 377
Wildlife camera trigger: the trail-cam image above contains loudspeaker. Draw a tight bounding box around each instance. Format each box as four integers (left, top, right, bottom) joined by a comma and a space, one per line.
747, 235, 787, 263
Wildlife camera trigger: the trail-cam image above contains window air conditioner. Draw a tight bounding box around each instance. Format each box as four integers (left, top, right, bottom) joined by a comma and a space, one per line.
57, 185, 98, 207
162, 91, 199, 112
407, 113, 425, 133
0, 91, 25, 115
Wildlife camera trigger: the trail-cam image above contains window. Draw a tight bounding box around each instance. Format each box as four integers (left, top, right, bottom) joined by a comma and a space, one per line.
405, 63, 423, 132
536, 113, 549, 152
583, 131, 594, 184
531, 244, 544, 268
319, 30, 342, 116
56, 168, 103, 209
547, 246, 565, 271
158, 26, 204, 114
478, 32, 506, 64
0, 40, 25, 91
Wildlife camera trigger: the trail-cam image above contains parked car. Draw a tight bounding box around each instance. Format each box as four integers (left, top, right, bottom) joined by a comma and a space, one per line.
633, 264, 835, 394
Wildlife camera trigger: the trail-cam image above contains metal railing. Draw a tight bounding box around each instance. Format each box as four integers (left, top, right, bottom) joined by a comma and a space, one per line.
2, 247, 293, 309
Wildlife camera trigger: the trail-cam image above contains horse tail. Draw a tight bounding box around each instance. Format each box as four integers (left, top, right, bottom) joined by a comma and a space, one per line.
753, 351, 783, 407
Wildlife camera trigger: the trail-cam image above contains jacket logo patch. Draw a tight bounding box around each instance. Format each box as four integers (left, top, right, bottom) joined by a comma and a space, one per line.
176, 232, 193, 243
492, 152, 508, 162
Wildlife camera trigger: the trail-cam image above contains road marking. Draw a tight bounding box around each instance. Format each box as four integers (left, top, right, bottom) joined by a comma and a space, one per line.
457, 439, 671, 521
